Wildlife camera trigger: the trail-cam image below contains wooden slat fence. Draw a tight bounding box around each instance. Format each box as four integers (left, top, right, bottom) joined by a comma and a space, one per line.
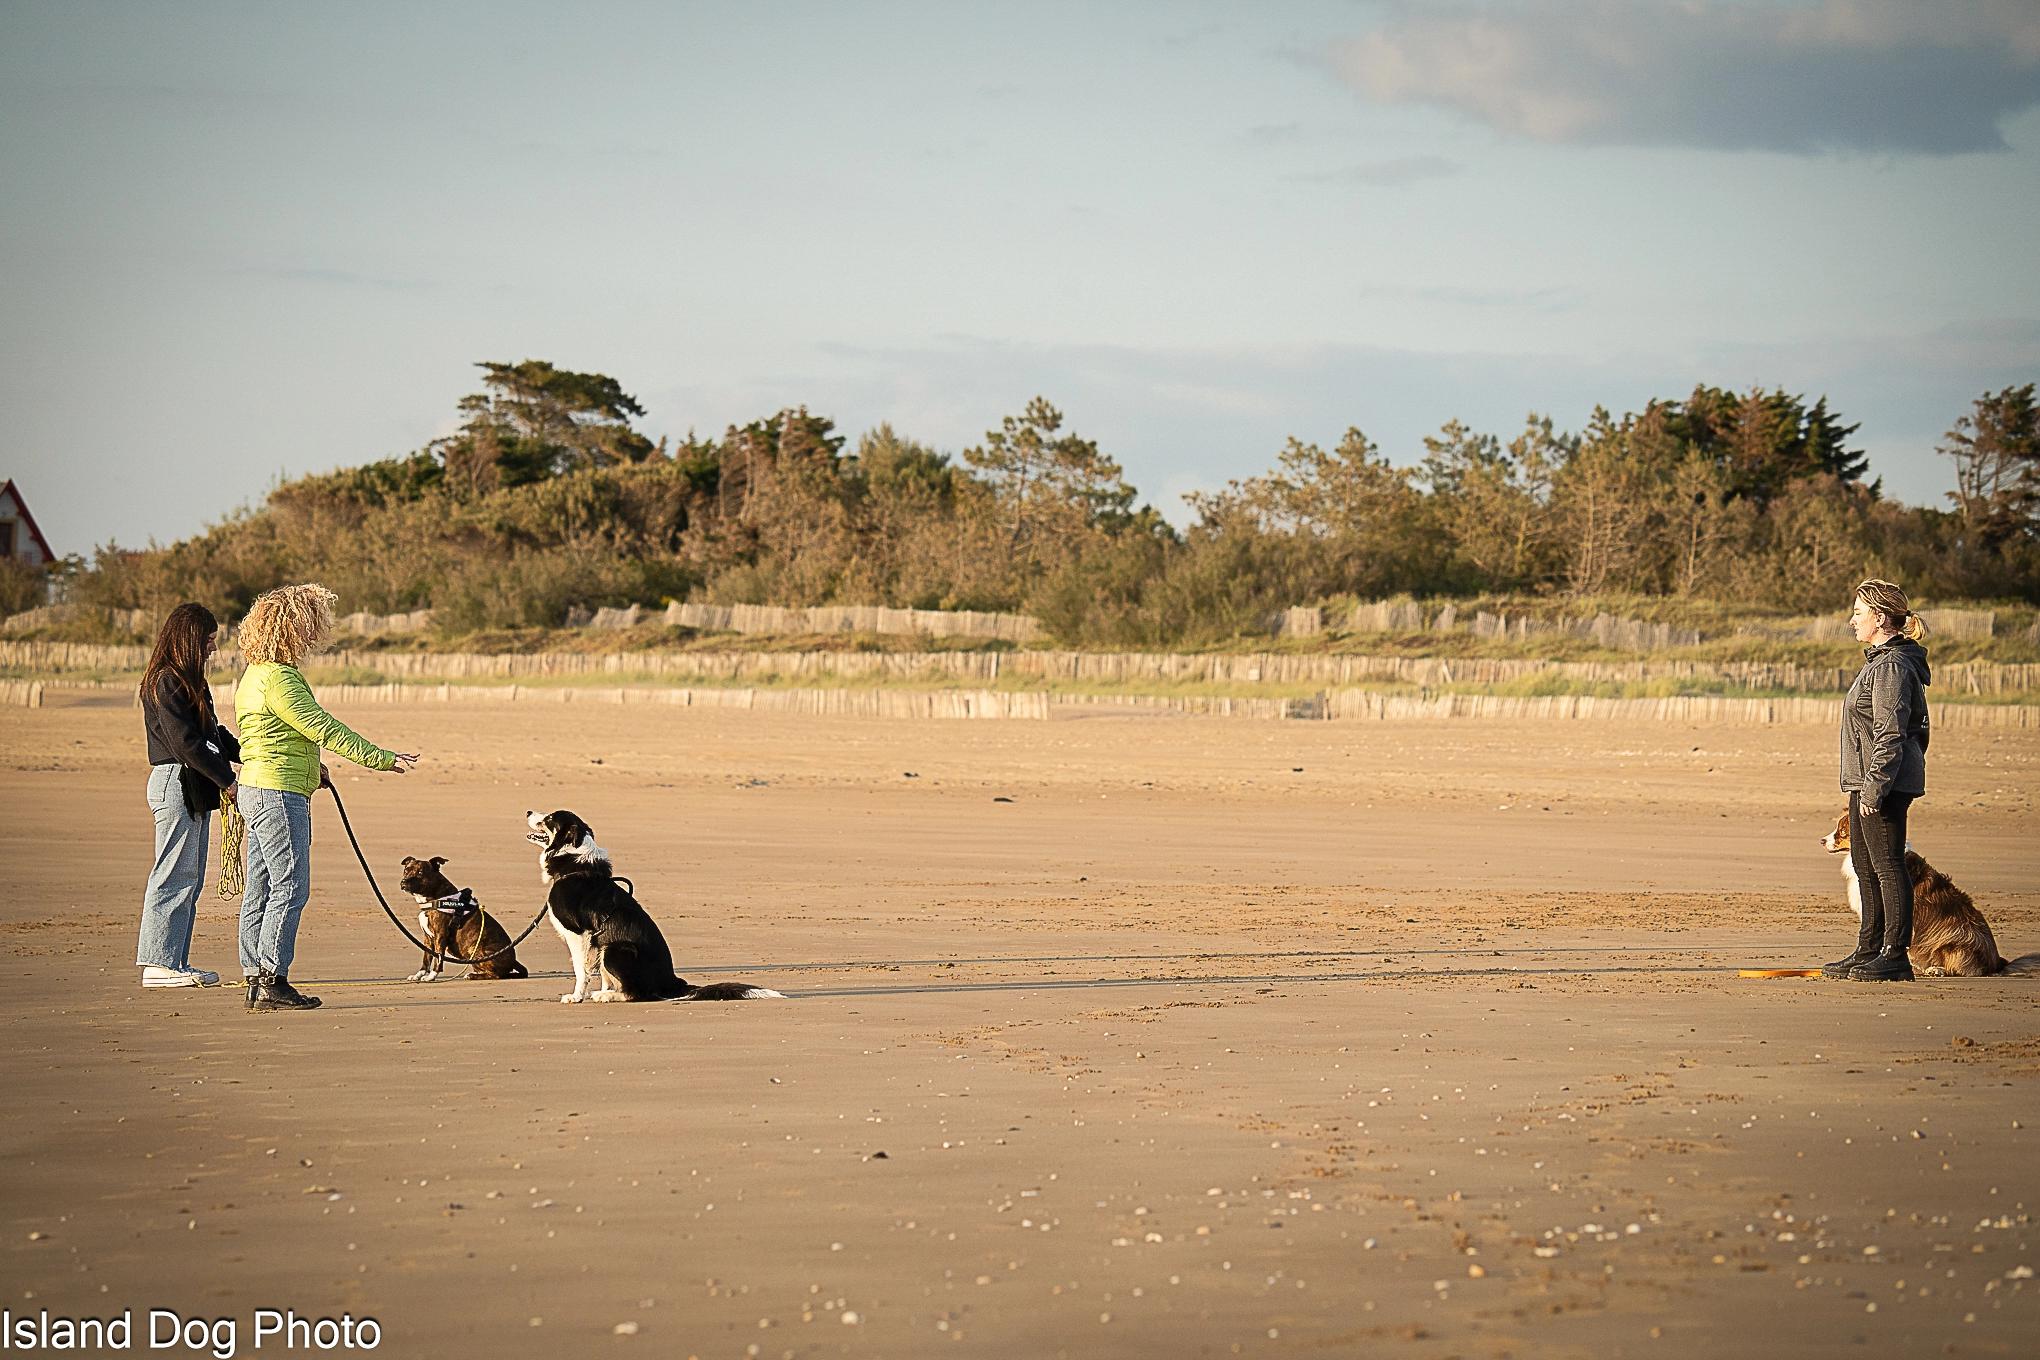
1325, 690, 2039, 726
1329, 600, 1703, 649
3, 601, 1038, 643
569, 602, 1041, 642
1741, 608, 1996, 642
0, 605, 152, 637
303, 684, 1045, 719
0, 679, 43, 707
22, 677, 2038, 725
6, 642, 2038, 698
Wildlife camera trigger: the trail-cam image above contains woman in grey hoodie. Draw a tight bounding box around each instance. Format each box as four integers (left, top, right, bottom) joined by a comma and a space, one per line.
1825, 579, 1931, 982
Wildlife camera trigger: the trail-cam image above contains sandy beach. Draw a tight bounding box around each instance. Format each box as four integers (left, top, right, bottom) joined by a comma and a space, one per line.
0, 695, 2034, 1359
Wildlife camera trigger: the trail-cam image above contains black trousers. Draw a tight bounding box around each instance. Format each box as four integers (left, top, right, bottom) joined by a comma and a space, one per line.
1849, 790, 1915, 952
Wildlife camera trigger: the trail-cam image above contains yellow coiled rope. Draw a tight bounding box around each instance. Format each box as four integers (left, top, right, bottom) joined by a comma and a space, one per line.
217, 797, 247, 899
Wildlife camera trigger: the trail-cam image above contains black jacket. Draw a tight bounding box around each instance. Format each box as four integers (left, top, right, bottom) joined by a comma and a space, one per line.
142, 670, 240, 816
1839, 636, 1930, 806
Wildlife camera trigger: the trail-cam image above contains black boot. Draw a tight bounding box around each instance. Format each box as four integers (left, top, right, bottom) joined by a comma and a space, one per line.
1821, 916, 1882, 979
1819, 937, 1876, 978
269, 973, 322, 1009
1847, 947, 1914, 982
249, 973, 322, 1011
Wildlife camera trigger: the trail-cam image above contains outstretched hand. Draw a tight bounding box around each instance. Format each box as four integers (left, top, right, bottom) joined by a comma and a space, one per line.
390, 752, 421, 775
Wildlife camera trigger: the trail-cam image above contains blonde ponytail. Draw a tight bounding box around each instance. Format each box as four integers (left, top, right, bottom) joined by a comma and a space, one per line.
1854, 579, 1926, 642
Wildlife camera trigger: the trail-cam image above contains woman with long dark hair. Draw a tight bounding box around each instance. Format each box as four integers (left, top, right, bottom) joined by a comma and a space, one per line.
137, 602, 240, 986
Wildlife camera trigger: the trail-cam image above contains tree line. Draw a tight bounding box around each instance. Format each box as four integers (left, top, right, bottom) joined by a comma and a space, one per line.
62, 359, 2040, 646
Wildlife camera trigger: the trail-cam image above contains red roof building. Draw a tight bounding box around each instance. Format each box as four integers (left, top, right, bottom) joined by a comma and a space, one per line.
0, 480, 56, 566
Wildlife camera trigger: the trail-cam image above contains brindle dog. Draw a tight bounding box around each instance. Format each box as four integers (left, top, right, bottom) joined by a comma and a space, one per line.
396, 855, 528, 982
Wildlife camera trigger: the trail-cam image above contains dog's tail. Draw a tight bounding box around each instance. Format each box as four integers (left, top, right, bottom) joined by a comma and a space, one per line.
1997, 952, 2040, 976
676, 979, 785, 1001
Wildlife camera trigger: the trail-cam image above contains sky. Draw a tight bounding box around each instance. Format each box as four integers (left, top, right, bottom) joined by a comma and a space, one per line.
4, 0, 2039, 555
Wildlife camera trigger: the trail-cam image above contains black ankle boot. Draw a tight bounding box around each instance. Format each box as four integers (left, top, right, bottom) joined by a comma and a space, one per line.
1821, 917, 1882, 979
250, 973, 322, 1011
1847, 947, 1914, 982
270, 973, 322, 1009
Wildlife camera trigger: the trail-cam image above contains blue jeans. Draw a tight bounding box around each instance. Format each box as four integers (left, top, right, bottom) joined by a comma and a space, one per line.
138, 764, 210, 969
239, 786, 314, 978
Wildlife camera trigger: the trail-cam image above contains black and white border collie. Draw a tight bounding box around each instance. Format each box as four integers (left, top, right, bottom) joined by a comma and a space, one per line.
525, 809, 783, 1003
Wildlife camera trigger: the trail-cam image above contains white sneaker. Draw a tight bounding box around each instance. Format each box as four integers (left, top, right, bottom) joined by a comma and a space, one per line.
141, 965, 219, 988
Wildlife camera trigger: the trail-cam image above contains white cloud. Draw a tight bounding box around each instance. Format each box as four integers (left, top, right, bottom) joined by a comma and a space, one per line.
1328, 0, 2040, 154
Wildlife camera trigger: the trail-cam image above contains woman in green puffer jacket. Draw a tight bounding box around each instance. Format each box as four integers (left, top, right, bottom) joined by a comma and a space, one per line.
234, 584, 419, 1011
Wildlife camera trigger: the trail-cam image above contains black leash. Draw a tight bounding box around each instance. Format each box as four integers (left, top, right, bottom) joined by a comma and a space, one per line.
324, 782, 550, 968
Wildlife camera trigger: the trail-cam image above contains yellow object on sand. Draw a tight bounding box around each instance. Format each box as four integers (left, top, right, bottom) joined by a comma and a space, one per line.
1737, 968, 1821, 978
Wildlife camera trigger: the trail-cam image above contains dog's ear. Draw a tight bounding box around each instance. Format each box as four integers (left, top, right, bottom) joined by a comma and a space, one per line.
545, 811, 592, 853
430, 856, 449, 868
401, 856, 420, 869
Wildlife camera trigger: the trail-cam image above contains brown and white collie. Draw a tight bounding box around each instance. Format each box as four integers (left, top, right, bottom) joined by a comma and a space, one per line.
1821, 812, 2036, 977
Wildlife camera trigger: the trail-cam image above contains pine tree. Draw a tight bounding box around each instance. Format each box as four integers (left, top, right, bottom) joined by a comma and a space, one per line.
1941, 384, 2040, 546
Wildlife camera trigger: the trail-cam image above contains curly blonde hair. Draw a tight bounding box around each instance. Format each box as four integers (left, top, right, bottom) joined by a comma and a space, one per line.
238, 584, 339, 665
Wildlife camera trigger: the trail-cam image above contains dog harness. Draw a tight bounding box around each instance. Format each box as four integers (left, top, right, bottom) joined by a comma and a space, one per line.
423, 888, 477, 919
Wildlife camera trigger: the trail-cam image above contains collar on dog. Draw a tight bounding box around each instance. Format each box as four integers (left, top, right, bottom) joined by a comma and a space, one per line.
424, 889, 475, 915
